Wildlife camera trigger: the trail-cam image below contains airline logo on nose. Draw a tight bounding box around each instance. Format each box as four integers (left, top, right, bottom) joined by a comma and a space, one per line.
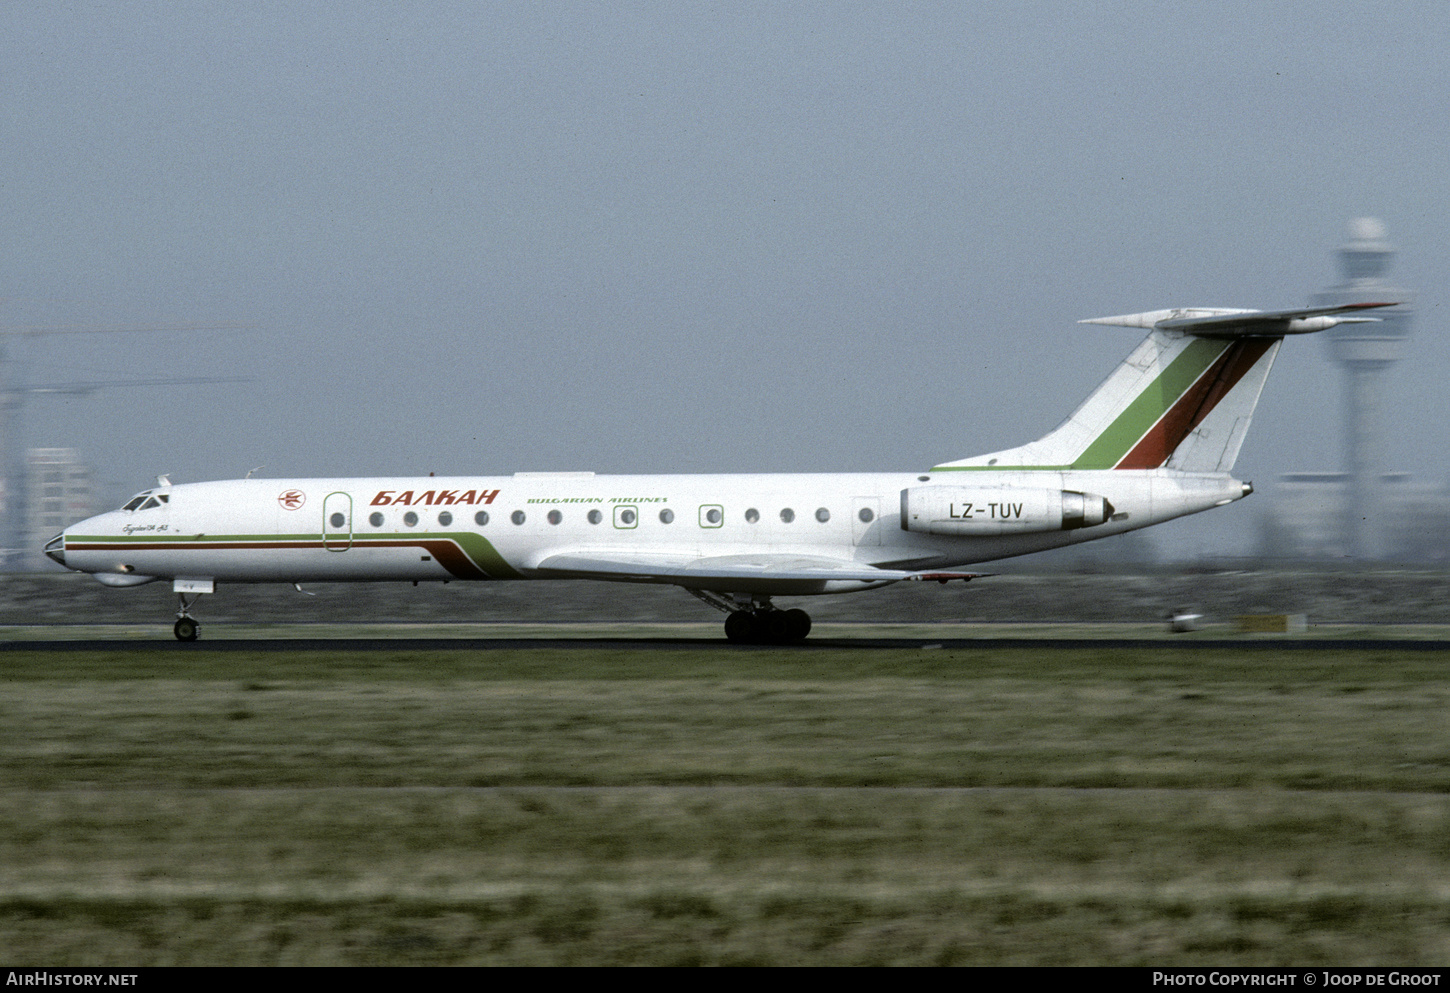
278, 489, 306, 510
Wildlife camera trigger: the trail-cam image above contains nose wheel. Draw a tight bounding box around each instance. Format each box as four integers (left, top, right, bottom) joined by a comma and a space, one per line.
174, 593, 202, 642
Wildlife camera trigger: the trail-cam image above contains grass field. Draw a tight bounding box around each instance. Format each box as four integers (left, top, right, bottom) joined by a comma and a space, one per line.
3, 644, 1450, 965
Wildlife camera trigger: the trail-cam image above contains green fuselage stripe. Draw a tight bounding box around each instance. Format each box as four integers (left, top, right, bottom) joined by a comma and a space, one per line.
65, 531, 523, 580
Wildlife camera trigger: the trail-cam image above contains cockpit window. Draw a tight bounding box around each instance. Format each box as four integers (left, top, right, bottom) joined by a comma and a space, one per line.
121, 490, 170, 511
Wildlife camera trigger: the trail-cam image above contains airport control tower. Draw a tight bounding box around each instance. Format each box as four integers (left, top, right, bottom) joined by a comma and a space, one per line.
1311, 218, 1413, 559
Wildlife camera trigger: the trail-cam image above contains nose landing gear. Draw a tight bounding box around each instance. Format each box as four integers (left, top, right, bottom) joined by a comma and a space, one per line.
174, 593, 202, 642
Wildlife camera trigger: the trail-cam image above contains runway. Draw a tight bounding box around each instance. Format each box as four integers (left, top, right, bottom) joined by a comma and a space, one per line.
5, 636, 1450, 651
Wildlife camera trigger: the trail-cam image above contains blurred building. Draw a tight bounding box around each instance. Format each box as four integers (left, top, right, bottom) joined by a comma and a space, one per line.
1258, 472, 1450, 563
25, 448, 99, 570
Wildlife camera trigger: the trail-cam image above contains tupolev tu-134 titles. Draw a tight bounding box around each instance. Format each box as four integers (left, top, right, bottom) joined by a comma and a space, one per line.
45, 301, 1394, 642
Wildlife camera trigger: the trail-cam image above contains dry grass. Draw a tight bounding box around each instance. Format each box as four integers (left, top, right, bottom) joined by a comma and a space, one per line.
2, 646, 1449, 964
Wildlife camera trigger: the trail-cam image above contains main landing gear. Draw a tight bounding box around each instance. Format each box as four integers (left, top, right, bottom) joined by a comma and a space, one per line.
689, 590, 813, 644
174, 593, 202, 642
723, 607, 812, 644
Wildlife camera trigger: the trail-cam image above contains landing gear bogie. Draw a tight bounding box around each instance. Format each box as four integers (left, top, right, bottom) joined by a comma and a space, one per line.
723, 607, 812, 645
683, 590, 813, 645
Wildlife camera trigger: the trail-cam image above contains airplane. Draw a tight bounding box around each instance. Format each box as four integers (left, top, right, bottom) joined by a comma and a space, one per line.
43, 301, 1393, 642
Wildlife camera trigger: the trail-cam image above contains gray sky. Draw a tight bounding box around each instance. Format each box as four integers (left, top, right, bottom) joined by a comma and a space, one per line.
4, 2, 1447, 556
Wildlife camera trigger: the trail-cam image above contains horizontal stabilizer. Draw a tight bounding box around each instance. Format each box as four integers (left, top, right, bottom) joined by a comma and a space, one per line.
1081, 302, 1395, 336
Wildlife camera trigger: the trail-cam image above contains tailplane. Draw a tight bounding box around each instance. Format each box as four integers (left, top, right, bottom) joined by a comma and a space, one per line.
933, 303, 1395, 474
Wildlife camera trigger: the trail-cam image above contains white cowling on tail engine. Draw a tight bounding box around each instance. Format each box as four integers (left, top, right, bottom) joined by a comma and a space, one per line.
900, 487, 1113, 535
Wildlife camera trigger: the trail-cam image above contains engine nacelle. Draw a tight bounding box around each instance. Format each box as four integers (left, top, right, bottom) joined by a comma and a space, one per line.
900, 486, 1114, 536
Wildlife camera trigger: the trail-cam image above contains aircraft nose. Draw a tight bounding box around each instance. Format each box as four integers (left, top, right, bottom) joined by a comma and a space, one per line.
43, 532, 67, 567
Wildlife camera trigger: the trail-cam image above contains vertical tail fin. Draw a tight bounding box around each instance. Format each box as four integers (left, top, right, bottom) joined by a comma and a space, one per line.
932, 303, 1394, 474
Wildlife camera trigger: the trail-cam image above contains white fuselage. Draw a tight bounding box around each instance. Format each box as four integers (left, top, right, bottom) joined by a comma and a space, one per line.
55, 469, 1247, 595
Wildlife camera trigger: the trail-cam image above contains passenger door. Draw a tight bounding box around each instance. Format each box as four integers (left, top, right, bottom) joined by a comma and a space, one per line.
323, 491, 353, 551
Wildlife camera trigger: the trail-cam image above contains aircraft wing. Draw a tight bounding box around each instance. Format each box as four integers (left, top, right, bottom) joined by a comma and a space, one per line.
531, 551, 982, 587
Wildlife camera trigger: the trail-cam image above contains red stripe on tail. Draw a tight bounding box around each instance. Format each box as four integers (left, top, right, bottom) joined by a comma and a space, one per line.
1116, 338, 1275, 469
